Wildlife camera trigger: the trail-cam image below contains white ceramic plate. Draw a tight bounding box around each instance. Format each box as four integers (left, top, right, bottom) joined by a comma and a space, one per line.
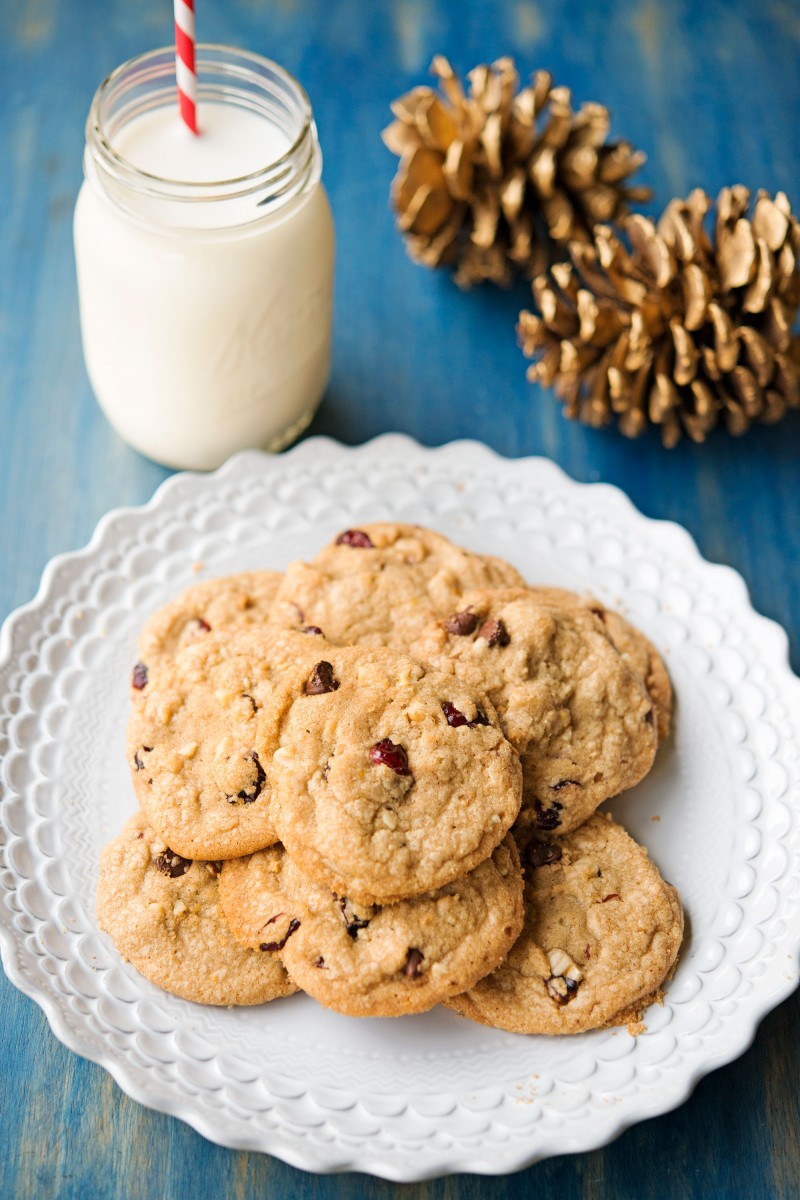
1, 435, 798, 1180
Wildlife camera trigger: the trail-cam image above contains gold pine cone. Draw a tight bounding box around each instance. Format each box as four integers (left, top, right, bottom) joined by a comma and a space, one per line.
518, 187, 800, 446
383, 56, 650, 289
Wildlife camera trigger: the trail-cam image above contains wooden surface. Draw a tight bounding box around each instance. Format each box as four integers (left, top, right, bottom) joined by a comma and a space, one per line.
1, 0, 799, 1195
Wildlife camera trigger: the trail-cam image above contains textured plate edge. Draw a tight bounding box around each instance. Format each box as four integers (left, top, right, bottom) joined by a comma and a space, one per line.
0, 433, 798, 1180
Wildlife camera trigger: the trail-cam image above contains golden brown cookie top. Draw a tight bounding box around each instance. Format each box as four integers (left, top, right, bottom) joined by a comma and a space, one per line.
137, 570, 283, 667
412, 587, 658, 835
264, 644, 523, 904
219, 837, 524, 1017
269, 523, 524, 651
447, 815, 683, 1035
96, 812, 296, 1007
127, 626, 324, 859
525, 586, 672, 743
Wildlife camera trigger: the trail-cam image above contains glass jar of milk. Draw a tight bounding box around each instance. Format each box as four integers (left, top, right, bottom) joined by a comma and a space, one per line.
74, 47, 334, 470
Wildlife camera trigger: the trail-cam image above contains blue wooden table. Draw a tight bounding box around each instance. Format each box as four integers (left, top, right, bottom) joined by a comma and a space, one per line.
1, 0, 799, 1195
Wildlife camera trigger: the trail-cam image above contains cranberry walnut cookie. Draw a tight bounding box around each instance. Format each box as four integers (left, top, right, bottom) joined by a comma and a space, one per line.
263, 645, 523, 904
96, 813, 296, 1006
218, 837, 524, 1017
268, 522, 525, 650
446, 814, 683, 1034
128, 627, 323, 860
411, 587, 657, 835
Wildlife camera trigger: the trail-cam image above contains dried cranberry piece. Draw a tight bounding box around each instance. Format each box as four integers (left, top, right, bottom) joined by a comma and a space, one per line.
404, 948, 424, 979
196, 617, 211, 633
441, 610, 479, 636
442, 702, 489, 729
442, 701, 468, 728
302, 625, 324, 636
237, 751, 266, 802
305, 661, 340, 695
335, 529, 373, 548
131, 662, 148, 690
314, 956, 327, 969
132, 746, 153, 772
602, 893, 621, 903
525, 841, 563, 868
477, 618, 510, 647
260, 917, 300, 952
369, 738, 411, 776
339, 897, 370, 939
589, 606, 607, 622
532, 802, 563, 831
154, 849, 192, 878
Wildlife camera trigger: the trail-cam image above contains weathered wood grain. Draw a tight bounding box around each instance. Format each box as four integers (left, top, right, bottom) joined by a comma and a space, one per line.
0, 0, 798, 1195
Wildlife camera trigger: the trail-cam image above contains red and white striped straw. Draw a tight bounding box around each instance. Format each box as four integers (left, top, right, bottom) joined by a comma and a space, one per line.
174, 0, 198, 134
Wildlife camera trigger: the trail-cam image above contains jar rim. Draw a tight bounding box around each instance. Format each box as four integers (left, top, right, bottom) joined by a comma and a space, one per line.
86, 44, 317, 199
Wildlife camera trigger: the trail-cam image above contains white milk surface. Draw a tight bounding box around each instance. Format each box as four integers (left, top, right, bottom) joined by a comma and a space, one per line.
112, 103, 291, 181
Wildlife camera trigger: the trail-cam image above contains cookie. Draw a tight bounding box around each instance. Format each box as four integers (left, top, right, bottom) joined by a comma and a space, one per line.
218, 837, 524, 1017
526, 586, 672, 742
96, 813, 296, 1006
264, 645, 523, 903
137, 571, 282, 670
446, 815, 683, 1034
270, 523, 524, 651
128, 627, 322, 859
411, 588, 657, 835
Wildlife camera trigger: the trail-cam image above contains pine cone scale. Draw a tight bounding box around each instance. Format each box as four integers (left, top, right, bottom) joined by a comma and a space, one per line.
738, 327, 774, 387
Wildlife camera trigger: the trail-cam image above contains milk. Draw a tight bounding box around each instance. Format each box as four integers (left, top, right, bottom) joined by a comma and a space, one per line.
74, 49, 334, 470
115, 103, 289, 183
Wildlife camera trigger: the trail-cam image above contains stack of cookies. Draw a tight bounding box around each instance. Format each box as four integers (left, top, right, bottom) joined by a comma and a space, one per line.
97, 523, 683, 1032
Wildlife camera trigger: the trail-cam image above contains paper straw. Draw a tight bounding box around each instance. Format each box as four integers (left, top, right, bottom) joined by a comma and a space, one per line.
174, 0, 198, 133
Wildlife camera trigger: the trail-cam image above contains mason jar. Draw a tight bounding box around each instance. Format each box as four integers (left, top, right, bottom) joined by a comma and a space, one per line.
74, 46, 335, 470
